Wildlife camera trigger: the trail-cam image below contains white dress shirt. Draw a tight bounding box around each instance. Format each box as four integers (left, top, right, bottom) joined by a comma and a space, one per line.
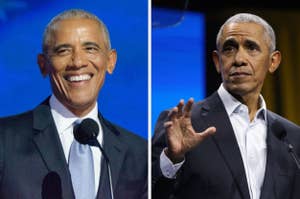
49, 95, 103, 195
160, 84, 267, 199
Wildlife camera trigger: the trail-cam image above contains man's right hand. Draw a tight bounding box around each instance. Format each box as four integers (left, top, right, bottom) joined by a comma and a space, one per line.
164, 98, 216, 163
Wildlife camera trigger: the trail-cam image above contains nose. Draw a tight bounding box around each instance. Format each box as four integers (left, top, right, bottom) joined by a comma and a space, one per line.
233, 49, 247, 67
70, 49, 88, 69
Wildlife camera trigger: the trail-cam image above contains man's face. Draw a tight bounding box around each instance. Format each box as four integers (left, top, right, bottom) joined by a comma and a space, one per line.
213, 22, 280, 97
38, 18, 116, 116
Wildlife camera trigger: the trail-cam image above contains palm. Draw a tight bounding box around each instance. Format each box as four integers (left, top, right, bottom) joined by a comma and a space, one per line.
164, 98, 216, 163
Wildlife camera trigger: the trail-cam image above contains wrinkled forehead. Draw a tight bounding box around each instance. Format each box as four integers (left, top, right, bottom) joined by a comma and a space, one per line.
219, 22, 270, 47
221, 23, 265, 40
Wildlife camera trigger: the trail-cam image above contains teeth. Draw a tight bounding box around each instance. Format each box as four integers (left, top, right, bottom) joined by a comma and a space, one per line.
68, 74, 91, 82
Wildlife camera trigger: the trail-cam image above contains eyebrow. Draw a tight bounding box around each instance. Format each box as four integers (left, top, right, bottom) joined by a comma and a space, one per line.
222, 39, 238, 49
51, 42, 103, 54
244, 39, 260, 48
52, 44, 72, 52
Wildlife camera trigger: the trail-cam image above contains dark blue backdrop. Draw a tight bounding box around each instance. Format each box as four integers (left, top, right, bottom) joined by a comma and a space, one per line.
0, 0, 148, 139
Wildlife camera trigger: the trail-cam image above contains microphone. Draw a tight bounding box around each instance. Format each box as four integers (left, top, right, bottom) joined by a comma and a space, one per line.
73, 118, 114, 199
272, 122, 300, 170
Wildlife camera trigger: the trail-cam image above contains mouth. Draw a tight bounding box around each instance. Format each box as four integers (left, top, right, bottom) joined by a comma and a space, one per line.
64, 74, 93, 82
229, 72, 251, 77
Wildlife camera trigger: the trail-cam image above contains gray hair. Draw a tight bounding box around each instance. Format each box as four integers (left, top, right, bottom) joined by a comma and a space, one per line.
42, 9, 111, 54
216, 13, 276, 52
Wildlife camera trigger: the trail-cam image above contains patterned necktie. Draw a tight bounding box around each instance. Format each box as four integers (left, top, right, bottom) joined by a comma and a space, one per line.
69, 136, 95, 199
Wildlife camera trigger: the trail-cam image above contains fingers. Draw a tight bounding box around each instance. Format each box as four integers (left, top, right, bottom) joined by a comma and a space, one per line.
183, 98, 194, 118
167, 106, 178, 122
164, 121, 173, 129
167, 99, 184, 121
168, 98, 194, 120
177, 99, 184, 117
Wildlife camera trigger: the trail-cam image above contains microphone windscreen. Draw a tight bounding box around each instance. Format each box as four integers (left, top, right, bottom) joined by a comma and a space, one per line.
73, 118, 99, 145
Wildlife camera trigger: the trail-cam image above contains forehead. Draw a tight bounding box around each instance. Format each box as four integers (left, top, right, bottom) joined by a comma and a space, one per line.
50, 18, 104, 42
220, 22, 266, 44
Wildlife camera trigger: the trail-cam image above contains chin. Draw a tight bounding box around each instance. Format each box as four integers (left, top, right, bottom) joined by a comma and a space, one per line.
226, 84, 252, 96
66, 95, 94, 107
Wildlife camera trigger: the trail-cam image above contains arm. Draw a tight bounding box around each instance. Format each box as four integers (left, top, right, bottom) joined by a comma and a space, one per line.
152, 98, 216, 198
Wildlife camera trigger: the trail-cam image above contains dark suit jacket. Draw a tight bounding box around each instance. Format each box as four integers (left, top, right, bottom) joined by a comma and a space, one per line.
0, 100, 147, 199
152, 92, 300, 199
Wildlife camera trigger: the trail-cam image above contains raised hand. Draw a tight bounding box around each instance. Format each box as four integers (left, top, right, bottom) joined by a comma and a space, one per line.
164, 98, 216, 163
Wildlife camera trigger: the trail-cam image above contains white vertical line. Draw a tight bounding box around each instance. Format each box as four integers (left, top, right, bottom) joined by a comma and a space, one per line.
148, 0, 152, 198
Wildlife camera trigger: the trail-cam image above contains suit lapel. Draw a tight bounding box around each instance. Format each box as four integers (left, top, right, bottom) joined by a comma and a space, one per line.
260, 112, 287, 199
32, 102, 75, 199
100, 114, 128, 190
196, 92, 251, 199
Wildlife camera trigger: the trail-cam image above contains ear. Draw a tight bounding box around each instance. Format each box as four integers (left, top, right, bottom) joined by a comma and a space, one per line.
268, 50, 281, 73
37, 54, 49, 77
212, 50, 221, 73
107, 49, 117, 74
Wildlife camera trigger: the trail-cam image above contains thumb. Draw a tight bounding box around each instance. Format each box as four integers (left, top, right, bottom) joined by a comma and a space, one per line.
195, 126, 216, 142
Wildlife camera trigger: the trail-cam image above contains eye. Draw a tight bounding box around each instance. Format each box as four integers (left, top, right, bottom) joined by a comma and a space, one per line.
223, 45, 236, 53
85, 46, 99, 53
52, 46, 72, 56
221, 40, 238, 55
245, 41, 260, 52
56, 48, 71, 55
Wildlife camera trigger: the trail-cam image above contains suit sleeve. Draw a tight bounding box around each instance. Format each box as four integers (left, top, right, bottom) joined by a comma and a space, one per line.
152, 110, 180, 199
0, 119, 4, 185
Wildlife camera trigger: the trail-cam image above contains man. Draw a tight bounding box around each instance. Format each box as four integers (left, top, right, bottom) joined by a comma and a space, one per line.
152, 13, 300, 199
0, 9, 147, 199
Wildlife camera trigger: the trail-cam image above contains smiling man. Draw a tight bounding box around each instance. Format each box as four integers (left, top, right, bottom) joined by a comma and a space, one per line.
0, 9, 147, 199
152, 13, 300, 199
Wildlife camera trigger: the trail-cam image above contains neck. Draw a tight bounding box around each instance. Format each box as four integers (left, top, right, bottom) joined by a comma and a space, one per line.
233, 92, 260, 121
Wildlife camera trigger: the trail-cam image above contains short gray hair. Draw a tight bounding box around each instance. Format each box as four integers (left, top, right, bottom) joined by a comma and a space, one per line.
42, 9, 111, 54
216, 13, 276, 52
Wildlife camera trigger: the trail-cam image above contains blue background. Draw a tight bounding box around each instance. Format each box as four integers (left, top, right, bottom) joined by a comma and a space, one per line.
0, 0, 148, 139
152, 9, 206, 133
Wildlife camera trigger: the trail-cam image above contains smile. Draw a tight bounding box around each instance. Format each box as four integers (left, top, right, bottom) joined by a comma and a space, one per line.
64, 74, 93, 82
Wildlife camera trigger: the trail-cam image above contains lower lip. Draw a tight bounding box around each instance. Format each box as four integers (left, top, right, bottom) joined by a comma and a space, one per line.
68, 79, 91, 87
230, 74, 249, 78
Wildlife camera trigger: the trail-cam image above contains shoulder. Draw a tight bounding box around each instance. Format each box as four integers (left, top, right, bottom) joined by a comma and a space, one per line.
102, 119, 147, 152
268, 110, 300, 131
0, 98, 51, 131
116, 124, 146, 147
0, 110, 33, 131
267, 110, 300, 145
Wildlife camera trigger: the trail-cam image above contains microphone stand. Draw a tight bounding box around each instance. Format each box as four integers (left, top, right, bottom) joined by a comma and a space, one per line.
285, 141, 300, 170
74, 118, 115, 199
272, 122, 300, 170
90, 139, 114, 199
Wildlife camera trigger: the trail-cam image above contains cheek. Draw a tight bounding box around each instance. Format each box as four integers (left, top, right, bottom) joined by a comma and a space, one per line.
49, 59, 69, 73
220, 64, 232, 77
220, 56, 233, 73
90, 56, 108, 72
90, 59, 108, 86
253, 59, 270, 75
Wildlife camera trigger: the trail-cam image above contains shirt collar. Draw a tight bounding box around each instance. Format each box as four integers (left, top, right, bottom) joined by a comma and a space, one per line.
49, 94, 99, 134
217, 84, 267, 120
